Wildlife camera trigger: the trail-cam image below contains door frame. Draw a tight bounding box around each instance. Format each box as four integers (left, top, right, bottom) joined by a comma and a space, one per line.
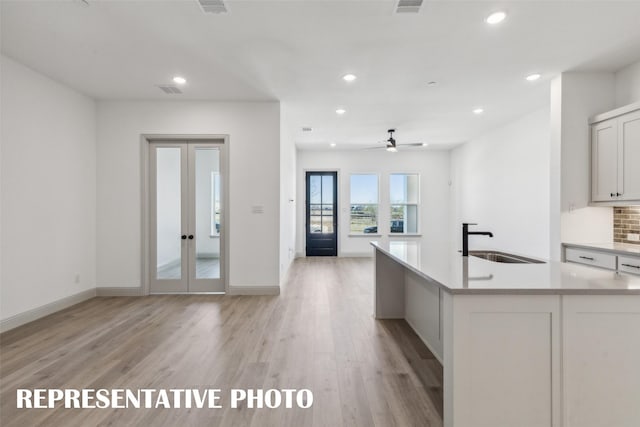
141, 134, 230, 295
304, 169, 339, 256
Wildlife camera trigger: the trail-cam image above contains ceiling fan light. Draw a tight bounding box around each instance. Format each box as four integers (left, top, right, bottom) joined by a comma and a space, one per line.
386, 146, 397, 152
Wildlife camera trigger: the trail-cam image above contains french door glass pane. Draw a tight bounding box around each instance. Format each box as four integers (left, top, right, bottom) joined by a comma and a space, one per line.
310, 215, 322, 233
322, 216, 334, 233
310, 204, 322, 216
310, 175, 321, 204
322, 175, 334, 203
156, 147, 182, 279
195, 148, 221, 279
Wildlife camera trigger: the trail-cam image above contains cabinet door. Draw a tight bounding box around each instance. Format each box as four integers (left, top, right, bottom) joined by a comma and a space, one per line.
618, 110, 640, 201
591, 119, 618, 202
563, 295, 640, 427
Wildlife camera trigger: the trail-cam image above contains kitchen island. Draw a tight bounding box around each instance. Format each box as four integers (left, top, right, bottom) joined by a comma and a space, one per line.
372, 241, 640, 427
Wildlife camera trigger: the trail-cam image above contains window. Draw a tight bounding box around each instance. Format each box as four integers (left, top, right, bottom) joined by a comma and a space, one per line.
210, 172, 221, 236
390, 173, 419, 233
350, 174, 379, 234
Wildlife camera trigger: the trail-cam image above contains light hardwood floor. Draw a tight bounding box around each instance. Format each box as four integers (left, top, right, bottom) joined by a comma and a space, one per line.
0, 257, 443, 426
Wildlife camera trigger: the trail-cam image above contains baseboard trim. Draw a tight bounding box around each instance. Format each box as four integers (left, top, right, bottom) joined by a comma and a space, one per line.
228, 285, 280, 296
96, 287, 144, 296
0, 288, 97, 333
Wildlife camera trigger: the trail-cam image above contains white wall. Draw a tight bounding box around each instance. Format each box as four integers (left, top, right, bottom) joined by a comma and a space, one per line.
551, 73, 616, 259
96, 101, 280, 289
279, 106, 297, 281
296, 150, 451, 257
450, 107, 551, 259
615, 59, 640, 106
1, 55, 97, 320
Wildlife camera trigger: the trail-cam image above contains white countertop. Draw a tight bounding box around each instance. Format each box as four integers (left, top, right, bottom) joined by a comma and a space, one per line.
563, 241, 640, 256
371, 241, 640, 295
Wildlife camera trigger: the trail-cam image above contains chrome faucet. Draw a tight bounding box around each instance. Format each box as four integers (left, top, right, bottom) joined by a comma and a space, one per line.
462, 223, 493, 256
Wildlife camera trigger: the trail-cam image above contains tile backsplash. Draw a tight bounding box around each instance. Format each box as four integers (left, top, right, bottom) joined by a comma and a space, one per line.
614, 206, 640, 245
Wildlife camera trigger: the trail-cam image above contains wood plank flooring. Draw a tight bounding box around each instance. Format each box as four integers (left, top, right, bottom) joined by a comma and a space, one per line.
0, 257, 443, 426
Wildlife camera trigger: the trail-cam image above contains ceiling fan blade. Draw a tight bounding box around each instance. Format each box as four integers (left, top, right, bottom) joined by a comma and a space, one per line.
397, 142, 427, 147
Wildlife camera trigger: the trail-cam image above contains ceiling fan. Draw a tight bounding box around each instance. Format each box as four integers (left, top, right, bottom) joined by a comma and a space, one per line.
368, 129, 427, 152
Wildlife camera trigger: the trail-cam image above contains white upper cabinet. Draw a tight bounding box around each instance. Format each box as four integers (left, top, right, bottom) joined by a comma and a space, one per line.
592, 119, 618, 201
619, 110, 640, 201
591, 106, 640, 203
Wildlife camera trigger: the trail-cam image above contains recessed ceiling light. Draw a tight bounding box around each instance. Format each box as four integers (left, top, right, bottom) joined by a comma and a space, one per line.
336, 108, 346, 115
526, 73, 541, 81
330, 143, 337, 147
473, 108, 484, 114
172, 76, 187, 85
422, 143, 429, 147
486, 11, 507, 25
343, 74, 357, 82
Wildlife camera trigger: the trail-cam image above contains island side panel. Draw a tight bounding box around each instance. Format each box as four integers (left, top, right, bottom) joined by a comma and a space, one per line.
405, 269, 444, 362
449, 294, 562, 427
374, 248, 406, 319
562, 295, 640, 427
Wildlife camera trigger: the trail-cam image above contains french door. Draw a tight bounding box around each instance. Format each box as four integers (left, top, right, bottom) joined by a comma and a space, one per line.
149, 140, 226, 293
306, 171, 338, 256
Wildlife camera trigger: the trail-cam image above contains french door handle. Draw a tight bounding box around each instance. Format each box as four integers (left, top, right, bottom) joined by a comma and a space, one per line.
181, 235, 187, 240
188, 235, 194, 240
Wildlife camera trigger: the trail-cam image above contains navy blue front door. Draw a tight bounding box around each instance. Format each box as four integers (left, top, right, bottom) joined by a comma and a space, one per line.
306, 172, 338, 256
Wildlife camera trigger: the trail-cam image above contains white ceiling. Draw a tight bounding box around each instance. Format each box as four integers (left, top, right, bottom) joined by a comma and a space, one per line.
3, 1, 640, 150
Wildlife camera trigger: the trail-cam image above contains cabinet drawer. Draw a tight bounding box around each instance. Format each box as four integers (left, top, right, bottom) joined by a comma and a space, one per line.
619, 256, 640, 275
565, 248, 616, 270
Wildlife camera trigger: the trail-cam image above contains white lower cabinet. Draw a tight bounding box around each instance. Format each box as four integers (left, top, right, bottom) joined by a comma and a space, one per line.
446, 294, 640, 427
447, 295, 561, 427
565, 247, 617, 270
619, 255, 640, 274
564, 245, 640, 276
563, 295, 640, 427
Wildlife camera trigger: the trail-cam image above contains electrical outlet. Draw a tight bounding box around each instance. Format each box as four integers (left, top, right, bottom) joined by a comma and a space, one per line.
628, 233, 640, 242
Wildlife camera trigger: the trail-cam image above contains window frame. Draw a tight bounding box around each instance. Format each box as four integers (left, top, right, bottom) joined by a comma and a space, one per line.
348, 173, 381, 236
388, 172, 421, 236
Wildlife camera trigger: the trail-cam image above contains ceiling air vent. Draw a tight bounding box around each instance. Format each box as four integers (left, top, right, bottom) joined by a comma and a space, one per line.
197, 0, 227, 14
157, 85, 183, 94
395, 0, 423, 14
302, 127, 313, 132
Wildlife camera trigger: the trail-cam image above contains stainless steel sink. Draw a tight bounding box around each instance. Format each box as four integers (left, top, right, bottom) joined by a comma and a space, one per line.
469, 250, 545, 264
